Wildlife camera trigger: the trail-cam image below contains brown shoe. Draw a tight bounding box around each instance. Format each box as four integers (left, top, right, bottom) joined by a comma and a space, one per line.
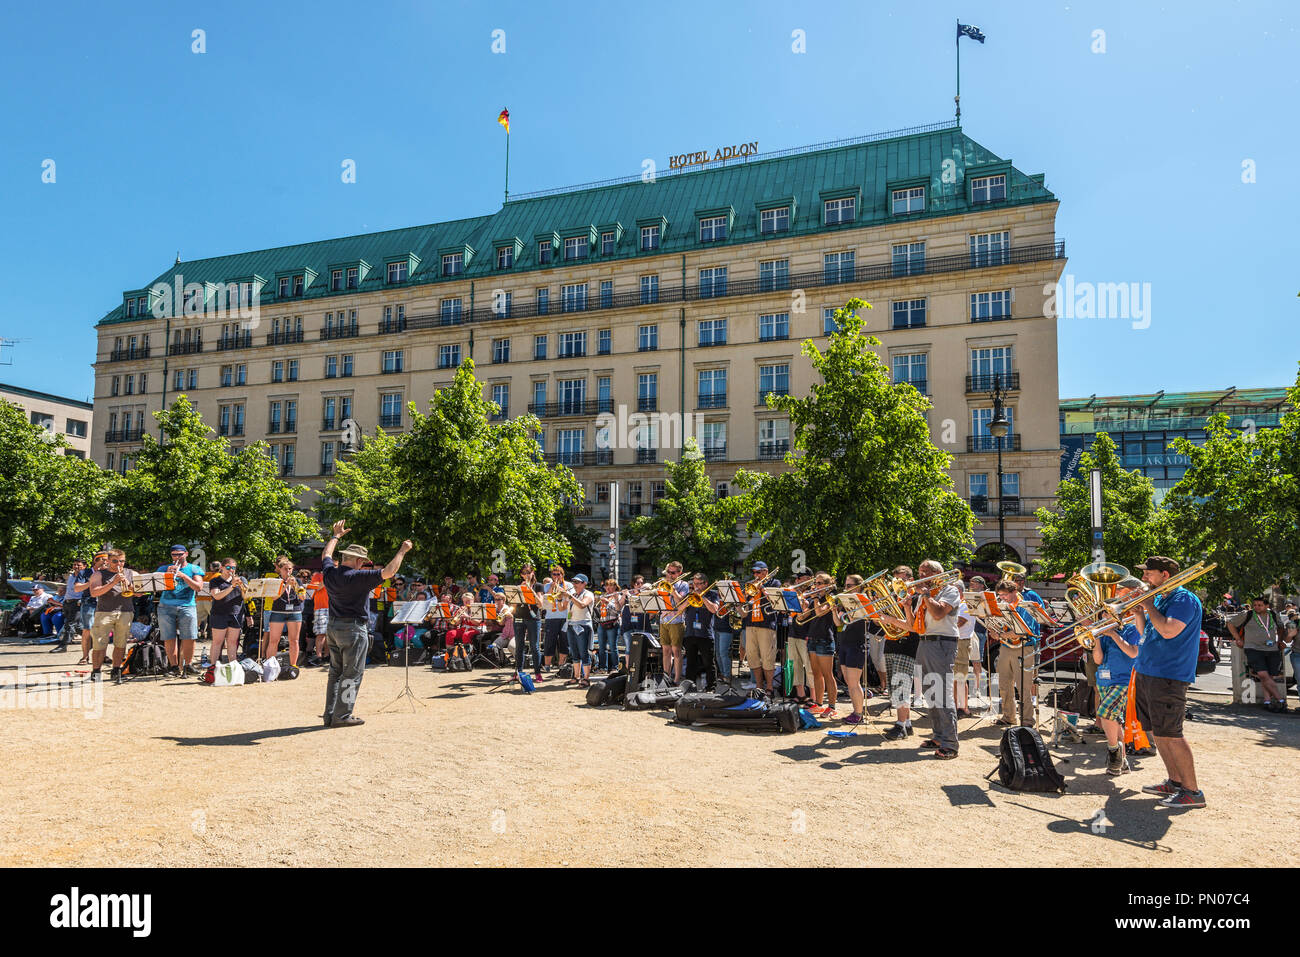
330, 716, 365, 728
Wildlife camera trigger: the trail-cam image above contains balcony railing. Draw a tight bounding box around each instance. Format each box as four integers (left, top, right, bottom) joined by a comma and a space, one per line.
322, 418, 337, 431
104, 428, 144, 443
637, 397, 658, 413
966, 372, 1021, 394
266, 330, 304, 346
377, 320, 407, 335
283, 419, 297, 434
374, 241, 1064, 330
636, 449, 658, 464
544, 450, 615, 467
379, 413, 402, 429
268, 422, 282, 434
702, 443, 727, 462
895, 378, 927, 395
758, 440, 790, 460
109, 347, 150, 361
966, 434, 1022, 452
320, 462, 335, 476
216, 333, 253, 351
320, 324, 359, 340
697, 394, 728, 409
528, 399, 614, 418
167, 342, 203, 356
759, 388, 789, 405
970, 495, 1048, 517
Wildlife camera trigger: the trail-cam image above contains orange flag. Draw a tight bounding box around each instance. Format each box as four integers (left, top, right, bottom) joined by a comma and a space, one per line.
497, 107, 509, 134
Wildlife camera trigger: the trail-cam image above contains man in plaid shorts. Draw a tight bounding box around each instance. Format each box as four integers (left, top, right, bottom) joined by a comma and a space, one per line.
1091, 580, 1144, 775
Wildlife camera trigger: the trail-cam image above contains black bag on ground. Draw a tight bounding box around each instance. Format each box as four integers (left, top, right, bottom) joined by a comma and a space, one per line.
991, 727, 1067, 793
585, 670, 629, 706
673, 692, 801, 732
555, 662, 574, 679
445, 643, 473, 672
121, 640, 167, 677
623, 681, 687, 711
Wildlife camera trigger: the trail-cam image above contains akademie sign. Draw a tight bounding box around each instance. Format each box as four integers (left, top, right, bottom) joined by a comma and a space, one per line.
668, 141, 759, 170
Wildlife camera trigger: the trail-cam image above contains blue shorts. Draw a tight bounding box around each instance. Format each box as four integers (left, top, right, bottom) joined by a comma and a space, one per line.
158, 602, 198, 643
269, 610, 303, 624
808, 635, 836, 657
79, 603, 96, 631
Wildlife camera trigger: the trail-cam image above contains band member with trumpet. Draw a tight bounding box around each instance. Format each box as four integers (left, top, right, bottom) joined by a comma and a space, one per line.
743, 561, 779, 694
157, 544, 207, 678
262, 555, 307, 669
876, 565, 921, 740
911, 561, 962, 758
1089, 580, 1143, 776
595, 578, 624, 673
208, 559, 249, 667
832, 574, 868, 725
655, 561, 690, 684
681, 572, 721, 688
87, 549, 136, 684
786, 571, 815, 704
992, 580, 1038, 727
512, 564, 544, 681
542, 565, 572, 671
564, 573, 596, 688
1131, 557, 1207, 808
804, 572, 838, 717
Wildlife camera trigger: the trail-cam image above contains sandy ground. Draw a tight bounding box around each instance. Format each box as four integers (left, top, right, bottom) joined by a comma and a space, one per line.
2, 638, 1297, 867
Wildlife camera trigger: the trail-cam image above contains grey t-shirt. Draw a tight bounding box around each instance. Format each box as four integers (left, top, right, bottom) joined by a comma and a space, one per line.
91, 569, 135, 614
924, 583, 963, 638
1232, 609, 1281, 651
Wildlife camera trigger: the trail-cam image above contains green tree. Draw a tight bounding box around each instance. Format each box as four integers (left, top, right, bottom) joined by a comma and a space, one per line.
624, 437, 748, 575
735, 298, 974, 577
320, 361, 584, 576
0, 400, 116, 583
1162, 367, 1300, 598
107, 396, 319, 569
1034, 432, 1176, 577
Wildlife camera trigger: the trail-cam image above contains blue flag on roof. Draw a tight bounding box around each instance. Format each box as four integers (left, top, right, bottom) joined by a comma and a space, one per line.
958, 23, 986, 43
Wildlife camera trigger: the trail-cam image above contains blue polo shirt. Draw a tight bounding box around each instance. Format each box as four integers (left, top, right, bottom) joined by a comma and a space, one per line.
1136, 587, 1203, 683
1097, 623, 1140, 687
157, 563, 205, 606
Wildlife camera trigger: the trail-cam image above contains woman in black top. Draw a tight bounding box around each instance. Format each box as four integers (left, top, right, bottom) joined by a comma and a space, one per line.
263, 555, 306, 667
834, 573, 868, 725
208, 558, 246, 666
804, 572, 838, 717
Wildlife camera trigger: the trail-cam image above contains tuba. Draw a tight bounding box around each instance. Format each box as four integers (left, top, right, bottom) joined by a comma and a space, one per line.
1064, 561, 1128, 648
1068, 562, 1217, 649
996, 560, 1026, 586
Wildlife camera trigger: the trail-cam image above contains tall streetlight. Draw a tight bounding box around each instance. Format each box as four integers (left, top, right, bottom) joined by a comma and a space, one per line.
987, 373, 1011, 559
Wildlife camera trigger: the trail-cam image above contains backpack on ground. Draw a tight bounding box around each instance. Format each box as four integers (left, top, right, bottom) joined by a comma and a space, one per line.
121, 640, 167, 677
989, 726, 1067, 793
585, 670, 629, 706
445, 643, 472, 672
673, 692, 802, 733
555, 662, 574, 679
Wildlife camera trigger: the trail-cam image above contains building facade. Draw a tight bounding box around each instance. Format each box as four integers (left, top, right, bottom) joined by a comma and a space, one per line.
1060, 387, 1292, 503
92, 122, 1066, 573
1, 382, 93, 457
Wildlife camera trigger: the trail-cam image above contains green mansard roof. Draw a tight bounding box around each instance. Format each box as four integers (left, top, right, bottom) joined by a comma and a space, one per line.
98, 122, 1056, 326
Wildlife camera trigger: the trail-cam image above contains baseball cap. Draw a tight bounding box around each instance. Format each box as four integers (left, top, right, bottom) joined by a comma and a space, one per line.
572, 573, 589, 585
1142, 556, 1180, 575
170, 544, 188, 554
751, 561, 768, 571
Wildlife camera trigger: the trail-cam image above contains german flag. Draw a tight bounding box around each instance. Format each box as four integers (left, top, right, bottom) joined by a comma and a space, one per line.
497, 107, 509, 134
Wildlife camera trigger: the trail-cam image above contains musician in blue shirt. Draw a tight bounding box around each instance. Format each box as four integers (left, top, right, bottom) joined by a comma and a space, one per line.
156, 545, 207, 677
1091, 609, 1141, 775
1131, 557, 1206, 809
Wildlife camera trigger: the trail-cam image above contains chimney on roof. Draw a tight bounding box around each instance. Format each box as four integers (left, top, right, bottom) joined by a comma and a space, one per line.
175, 251, 181, 265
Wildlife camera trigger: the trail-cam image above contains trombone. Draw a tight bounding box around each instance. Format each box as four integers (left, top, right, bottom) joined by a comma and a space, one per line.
793, 582, 837, 623
1057, 561, 1217, 650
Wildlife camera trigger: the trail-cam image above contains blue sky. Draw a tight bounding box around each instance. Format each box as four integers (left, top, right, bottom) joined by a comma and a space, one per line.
2, 0, 1296, 402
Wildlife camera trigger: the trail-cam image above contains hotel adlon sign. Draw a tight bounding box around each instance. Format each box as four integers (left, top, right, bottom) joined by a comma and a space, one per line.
668, 140, 759, 170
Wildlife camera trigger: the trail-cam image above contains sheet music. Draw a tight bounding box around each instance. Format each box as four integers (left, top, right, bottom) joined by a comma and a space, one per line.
392, 600, 432, 624
130, 572, 168, 593
715, 581, 743, 603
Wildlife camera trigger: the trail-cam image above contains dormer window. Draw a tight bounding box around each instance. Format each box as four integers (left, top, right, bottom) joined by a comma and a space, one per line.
539, 239, 553, 264
760, 207, 790, 233
278, 277, 290, 297
640, 225, 659, 250
293, 275, 304, 296
441, 253, 463, 277
891, 187, 925, 215
126, 299, 137, 317
971, 174, 1007, 203
699, 216, 728, 243
330, 269, 343, 291
601, 231, 616, 255
824, 197, 856, 224
347, 267, 358, 288
497, 245, 514, 269
564, 236, 588, 261
388, 261, 409, 283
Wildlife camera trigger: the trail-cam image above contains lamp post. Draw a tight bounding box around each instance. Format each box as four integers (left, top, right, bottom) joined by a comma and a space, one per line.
987, 374, 1010, 560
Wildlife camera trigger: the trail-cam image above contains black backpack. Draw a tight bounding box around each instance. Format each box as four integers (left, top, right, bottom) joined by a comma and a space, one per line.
990, 727, 1067, 793
446, 644, 473, 672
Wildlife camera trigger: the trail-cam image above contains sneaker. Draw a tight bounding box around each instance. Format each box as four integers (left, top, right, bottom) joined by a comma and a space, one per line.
841, 712, 864, 726
111, 668, 123, 686
818, 706, 836, 718
1141, 778, 1182, 796
89, 669, 103, 682
882, 723, 913, 742
1159, 788, 1206, 809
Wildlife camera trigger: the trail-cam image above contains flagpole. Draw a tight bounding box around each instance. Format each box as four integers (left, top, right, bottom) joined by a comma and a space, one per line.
504, 129, 510, 204
955, 19, 961, 125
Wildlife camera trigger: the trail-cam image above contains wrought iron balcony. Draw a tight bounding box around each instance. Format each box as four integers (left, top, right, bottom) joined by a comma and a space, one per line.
266, 330, 304, 346
109, 347, 150, 361
167, 342, 203, 356
527, 399, 614, 418
895, 378, 927, 395
636, 448, 658, 464
759, 388, 789, 404
216, 333, 252, 351
697, 394, 728, 409
702, 443, 727, 462
966, 434, 1022, 452
758, 440, 790, 460
544, 450, 615, 467
379, 413, 402, 429
104, 428, 144, 443
637, 397, 658, 412
966, 372, 1020, 394
320, 324, 360, 340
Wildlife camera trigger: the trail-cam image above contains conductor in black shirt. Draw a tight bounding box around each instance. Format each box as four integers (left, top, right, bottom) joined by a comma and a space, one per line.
320, 520, 412, 727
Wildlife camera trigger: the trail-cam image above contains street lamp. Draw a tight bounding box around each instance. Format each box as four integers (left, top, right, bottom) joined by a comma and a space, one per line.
987, 374, 1010, 559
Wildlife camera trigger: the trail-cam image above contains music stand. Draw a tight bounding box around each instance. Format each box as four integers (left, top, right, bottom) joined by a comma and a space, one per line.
381, 600, 431, 712
638, 593, 671, 617
464, 603, 504, 669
